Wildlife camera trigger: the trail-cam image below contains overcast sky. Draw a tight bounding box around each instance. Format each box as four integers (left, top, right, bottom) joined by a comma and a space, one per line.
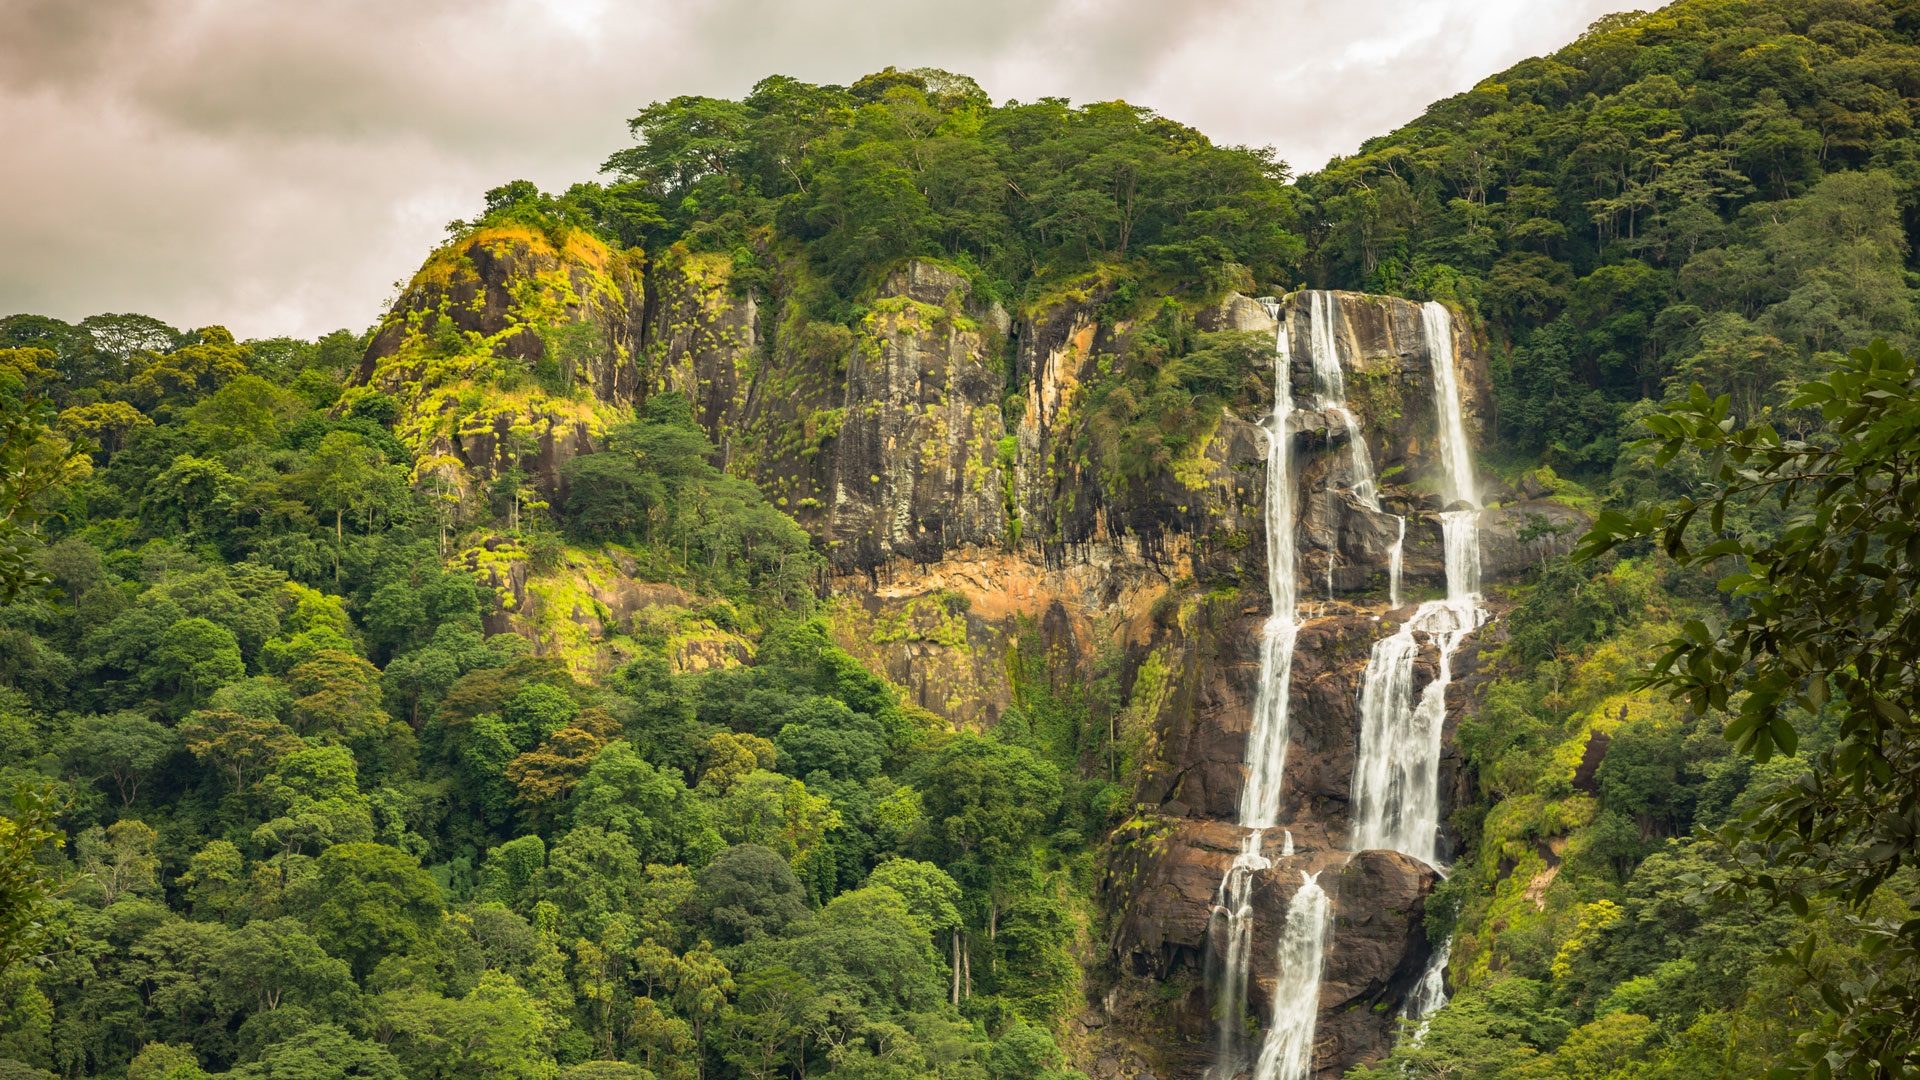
2, 0, 1639, 341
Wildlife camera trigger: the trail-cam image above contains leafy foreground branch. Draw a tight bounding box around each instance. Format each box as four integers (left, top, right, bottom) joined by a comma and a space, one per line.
1577, 340, 1920, 1078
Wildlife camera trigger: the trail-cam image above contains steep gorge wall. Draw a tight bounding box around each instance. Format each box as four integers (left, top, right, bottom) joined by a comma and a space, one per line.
355, 235, 1585, 1076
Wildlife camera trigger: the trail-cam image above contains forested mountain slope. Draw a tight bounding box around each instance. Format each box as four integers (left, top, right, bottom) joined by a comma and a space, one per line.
1304, 1, 1920, 1076
0, 1, 1916, 1078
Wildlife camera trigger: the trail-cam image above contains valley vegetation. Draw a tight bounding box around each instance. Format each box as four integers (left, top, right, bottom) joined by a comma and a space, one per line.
2, 0, 1919, 1076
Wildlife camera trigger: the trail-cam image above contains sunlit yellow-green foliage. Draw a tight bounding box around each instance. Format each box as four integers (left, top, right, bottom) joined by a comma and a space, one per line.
361, 224, 642, 490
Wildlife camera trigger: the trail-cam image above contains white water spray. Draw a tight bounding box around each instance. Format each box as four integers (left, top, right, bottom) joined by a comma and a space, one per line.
1349, 599, 1476, 863
1305, 293, 1390, 602
1404, 939, 1452, 1041
1250, 873, 1331, 1080
1388, 516, 1406, 609
1236, 311, 1304, 832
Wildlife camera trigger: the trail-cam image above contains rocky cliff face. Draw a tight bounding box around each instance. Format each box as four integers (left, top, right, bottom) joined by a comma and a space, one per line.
359, 235, 1584, 1077
355, 225, 646, 494
1092, 292, 1583, 1079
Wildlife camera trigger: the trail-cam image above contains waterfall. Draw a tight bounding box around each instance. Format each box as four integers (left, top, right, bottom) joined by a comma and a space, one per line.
1351, 301, 1484, 863
1215, 293, 1462, 1077
1348, 301, 1481, 1041
1425, 299, 1481, 612
1250, 873, 1331, 1080
1388, 516, 1405, 609
1404, 939, 1452, 1040
1210, 838, 1272, 1072
1349, 599, 1475, 863
1208, 303, 1304, 1077
1237, 309, 1303, 831
1306, 293, 1380, 510
1422, 302, 1478, 512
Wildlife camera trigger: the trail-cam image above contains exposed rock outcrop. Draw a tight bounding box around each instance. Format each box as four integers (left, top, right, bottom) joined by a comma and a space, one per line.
354, 225, 645, 492
824, 269, 1009, 572
359, 233, 1571, 1077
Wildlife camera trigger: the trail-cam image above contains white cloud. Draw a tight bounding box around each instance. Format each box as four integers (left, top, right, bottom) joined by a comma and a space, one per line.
0, 0, 1636, 339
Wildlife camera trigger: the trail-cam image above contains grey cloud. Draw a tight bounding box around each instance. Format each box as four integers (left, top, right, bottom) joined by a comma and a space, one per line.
0, 0, 1636, 340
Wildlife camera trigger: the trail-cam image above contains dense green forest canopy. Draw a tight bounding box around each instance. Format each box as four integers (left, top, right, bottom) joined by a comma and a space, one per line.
1306, 0, 1920, 470
2, 0, 1919, 1077
0, 314, 1102, 1078
463, 66, 1302, 313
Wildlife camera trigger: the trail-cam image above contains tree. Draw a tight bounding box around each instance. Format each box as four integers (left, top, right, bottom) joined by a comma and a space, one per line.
774, 886, 944, 1019
179, 840, 249, 922
380, 972, 555, 1080
992, 892, 1079, 1024
669, 941, 732, 1079
209, 917, 356, 1017
301, 430, 401, 553
0, 368, 85, 602
127, 327, 249, 411
253, 746, 375, 855
382, 625, 496, 729
0, 786, 62, 971
147, 454, 243, 538
543, 826, 644, 932
915, 734, 1061, 933
228, 1024, 406, 1080
570, 743, 721, 866
61, 711, 176, 806
284, 842, 444, 978
155, 617, 246, 704
184, 374, 304, 451
77, 818, 160, 904
82, 312, 184, 369
126, 1043, 207, 1080
506, 722, 611, 824
863, 859, 964, 1004
57, 401, 151, 457
684, 844, 808, 947
132, 1046, 209, 1080
501, 683, 578, 748
558, 454, 659, 541
718, 965, 820, 1080
1578, 340, 1920, 1076
626, 995, 693, 1080
696, 731, 776, 794
985, 1018, 1072, 1080
180, 709, 301, 797
1553, 1011, 1655, 1079
773, 698, 886, 782
287, 650, 387, 744
572, 916, 636, 1059
711, 771, 840, 891
475, 835, 547, 913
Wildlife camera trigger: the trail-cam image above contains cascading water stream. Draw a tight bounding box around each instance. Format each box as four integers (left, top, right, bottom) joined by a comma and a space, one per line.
1305, 292, 1392, 602
1235, 307, 1302, 832
1207, 302, 1304, 1078
1351, 303, 1485, 860
1215, 293, 1458, 1079
1348, 301, 1483, 1025
1305, 293, 1380, 511
1403, 939, 1453, 1040
1387, 516, 1406, 610
1249, 873, 1330, 1080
